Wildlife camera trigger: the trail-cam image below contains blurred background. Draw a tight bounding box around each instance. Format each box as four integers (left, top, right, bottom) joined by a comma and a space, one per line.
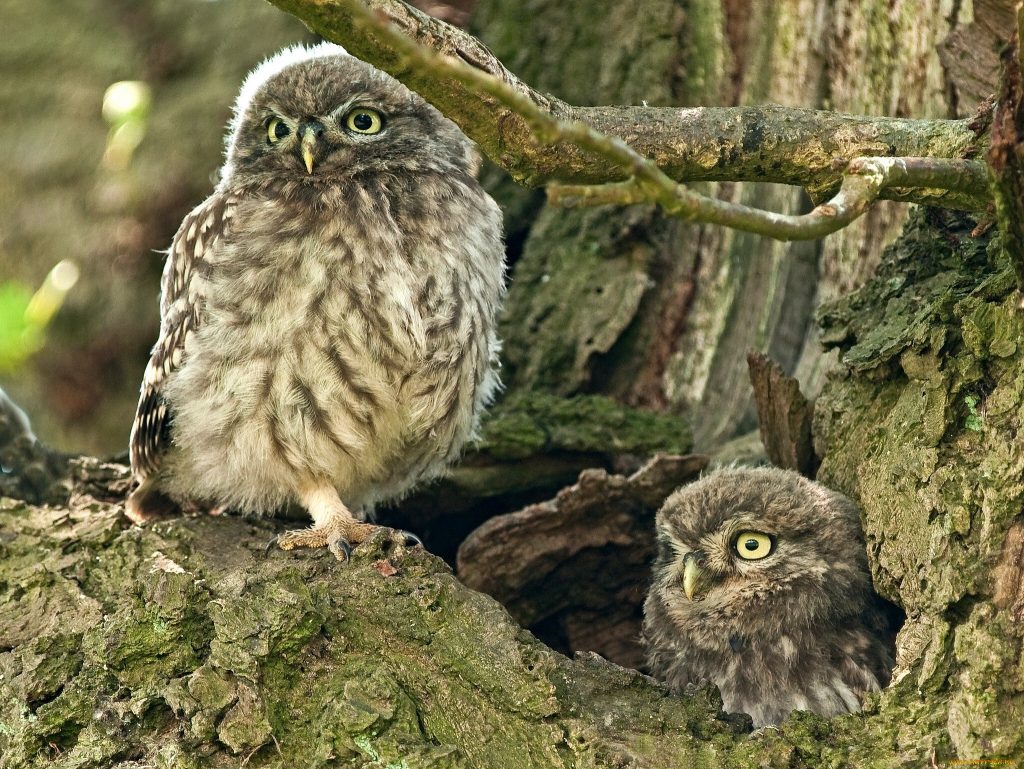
0, 0, 309, 454
0, 0, 1006, 458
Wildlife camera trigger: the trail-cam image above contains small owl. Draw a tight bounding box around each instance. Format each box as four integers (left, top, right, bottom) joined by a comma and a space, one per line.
127, 44, 505, 559
643, 467, 897, 727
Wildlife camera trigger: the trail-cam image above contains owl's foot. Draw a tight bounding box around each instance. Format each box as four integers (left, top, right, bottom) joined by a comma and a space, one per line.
276, 482, 377, 561
276, 518, 377, 561
271, 525, 421, 560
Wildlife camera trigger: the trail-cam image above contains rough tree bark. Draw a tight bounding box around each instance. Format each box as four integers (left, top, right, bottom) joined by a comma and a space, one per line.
2, 0, 1023, 767
447, 0, 1000, 448
3, 199, 1023, 767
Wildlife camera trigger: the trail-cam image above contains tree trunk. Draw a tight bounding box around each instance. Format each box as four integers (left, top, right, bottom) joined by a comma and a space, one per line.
4, 207, 1023, 767
489, 0, 996, 449
2, 0, 1023, 766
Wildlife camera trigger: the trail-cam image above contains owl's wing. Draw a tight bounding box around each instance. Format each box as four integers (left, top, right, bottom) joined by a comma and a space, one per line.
129, 193, 234, 481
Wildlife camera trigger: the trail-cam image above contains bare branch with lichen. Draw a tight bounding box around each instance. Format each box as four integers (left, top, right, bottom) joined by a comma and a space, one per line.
549, 157, 987, 241
266, 0, 991, 239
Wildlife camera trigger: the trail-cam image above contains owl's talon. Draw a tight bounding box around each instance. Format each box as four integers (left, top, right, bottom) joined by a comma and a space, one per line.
397, 529, 423, 548
328, 536, 353, 562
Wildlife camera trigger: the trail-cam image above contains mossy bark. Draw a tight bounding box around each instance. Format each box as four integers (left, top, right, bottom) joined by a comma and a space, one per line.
0, 495, 746, 768
476, 0, 716, 415
473, 0, 1003, 450
3, 1, 1023, 766
4, 209, 1024, 768
814, 207, 1024, 760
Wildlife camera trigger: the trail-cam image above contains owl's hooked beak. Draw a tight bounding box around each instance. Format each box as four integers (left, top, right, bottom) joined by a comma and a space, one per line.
298, 120, 325, 174
681, 552, 709, 601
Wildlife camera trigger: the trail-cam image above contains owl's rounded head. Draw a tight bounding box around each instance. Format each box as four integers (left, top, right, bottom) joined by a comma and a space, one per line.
651, 467, 871, 634
221, 43, 478, 190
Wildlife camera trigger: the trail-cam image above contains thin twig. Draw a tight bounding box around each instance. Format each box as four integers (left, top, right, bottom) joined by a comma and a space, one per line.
551, 157, 988, 241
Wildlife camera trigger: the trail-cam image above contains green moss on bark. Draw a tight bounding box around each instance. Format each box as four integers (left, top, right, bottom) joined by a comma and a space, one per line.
479, 391, 692, 461
814, 208, 1024, 761
1, 500, 757, 769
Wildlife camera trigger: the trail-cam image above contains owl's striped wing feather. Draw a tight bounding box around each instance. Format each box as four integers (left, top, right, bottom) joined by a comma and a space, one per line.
129, 193, 234, 481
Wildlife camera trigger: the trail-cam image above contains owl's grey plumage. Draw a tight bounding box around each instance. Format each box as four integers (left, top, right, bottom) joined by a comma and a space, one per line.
642, 467, 897, 727
128, 43, 505, 558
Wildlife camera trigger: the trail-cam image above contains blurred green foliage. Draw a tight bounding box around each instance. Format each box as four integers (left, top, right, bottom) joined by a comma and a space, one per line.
0, 0, 306, 454
0, 261, 79, 374
102, 80, 152, 171
0, 281, 40, 374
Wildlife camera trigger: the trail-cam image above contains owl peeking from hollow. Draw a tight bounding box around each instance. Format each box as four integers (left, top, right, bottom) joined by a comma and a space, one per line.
643, 466, 899, 727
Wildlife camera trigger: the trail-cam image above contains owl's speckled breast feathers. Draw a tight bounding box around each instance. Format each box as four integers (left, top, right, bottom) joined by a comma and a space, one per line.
643, 467, 898, 727
128, 44, 505, 558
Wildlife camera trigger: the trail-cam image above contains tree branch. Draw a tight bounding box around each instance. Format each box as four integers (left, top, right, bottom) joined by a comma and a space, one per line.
549, 156, 987, 241
267, 0, 988, 216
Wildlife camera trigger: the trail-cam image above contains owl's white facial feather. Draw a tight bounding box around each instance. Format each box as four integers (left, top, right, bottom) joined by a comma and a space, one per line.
226, 42, 349, 159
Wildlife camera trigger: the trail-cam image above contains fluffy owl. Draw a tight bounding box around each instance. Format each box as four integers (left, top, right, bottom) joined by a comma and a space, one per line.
127, 43, 505, 559
643, 467, 897, 727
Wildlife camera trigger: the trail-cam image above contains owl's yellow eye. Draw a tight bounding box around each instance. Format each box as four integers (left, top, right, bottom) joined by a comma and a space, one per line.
733, 531, 774, 560
345, 108, 384, 134
267, 117, 289, 143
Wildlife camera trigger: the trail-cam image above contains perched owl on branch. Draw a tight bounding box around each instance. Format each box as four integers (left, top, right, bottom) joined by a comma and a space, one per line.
643, 467, 897, 727
128, 44, 505, 559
